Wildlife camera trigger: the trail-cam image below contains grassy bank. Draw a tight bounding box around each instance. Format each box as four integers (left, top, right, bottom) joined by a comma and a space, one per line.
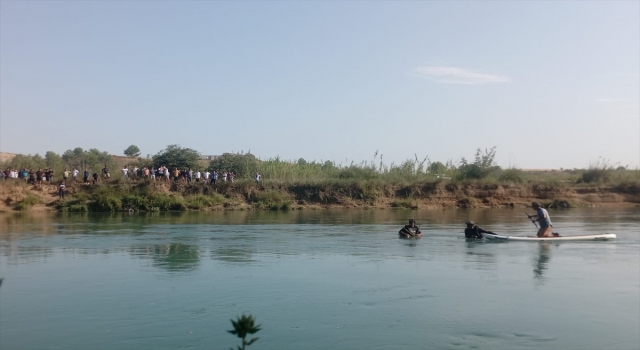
2, 147, 638, 212
1, 173, 638, 213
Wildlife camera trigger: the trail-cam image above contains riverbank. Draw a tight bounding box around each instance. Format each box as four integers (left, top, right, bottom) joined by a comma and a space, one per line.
1, 179, 638, 213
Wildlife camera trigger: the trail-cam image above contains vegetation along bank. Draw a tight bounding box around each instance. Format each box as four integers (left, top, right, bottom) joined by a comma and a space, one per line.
1, 146, 638, 212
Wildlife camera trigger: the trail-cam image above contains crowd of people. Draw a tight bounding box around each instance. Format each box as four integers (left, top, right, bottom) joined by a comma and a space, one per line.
1, 165, 262, 187
118, 165, 261, 184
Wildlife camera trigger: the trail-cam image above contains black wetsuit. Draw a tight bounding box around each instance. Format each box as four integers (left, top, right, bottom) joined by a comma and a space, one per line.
399, 225, 421, 236
465, 226, 492, 239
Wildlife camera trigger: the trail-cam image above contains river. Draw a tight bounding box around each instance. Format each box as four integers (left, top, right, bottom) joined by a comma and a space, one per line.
0, 207, 638, 350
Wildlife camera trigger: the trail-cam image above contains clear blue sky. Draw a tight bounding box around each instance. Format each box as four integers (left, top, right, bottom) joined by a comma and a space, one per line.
1, 1, 638, 169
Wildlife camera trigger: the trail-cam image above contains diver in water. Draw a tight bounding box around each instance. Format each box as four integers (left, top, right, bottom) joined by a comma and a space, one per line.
399, 219, 422, 238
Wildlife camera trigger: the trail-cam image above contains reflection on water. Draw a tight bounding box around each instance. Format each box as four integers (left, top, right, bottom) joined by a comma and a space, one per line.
211, 248, 256, 263
138, 243, 201, 271
533, 243, 552, 282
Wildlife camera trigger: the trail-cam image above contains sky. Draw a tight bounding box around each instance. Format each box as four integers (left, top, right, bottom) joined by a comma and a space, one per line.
1, 1, 638, 169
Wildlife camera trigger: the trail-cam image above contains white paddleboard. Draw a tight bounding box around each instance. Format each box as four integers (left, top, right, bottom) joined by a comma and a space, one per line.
484, 233, 616, 241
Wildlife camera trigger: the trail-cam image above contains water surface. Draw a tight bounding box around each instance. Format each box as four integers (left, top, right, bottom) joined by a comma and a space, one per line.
1, 207, 638, 350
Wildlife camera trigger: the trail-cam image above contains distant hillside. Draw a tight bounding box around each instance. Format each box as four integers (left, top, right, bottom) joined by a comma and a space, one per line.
0, 152, 16, 163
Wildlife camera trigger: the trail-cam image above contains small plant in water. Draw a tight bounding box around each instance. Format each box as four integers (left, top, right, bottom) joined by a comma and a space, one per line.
228, 314, 261, 350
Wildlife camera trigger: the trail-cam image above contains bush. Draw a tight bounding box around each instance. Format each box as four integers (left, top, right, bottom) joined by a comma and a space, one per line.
91, 186, 122, 211
499, 168, 524, 183
579, 158, 615, 184
250, 190, 291, 210
122, 193, 147, 210
59, 200, 89, 212
455, 147, 501, 180
13, 194, 41, 211
185, 194, 225, 210
580, 168, 612, 183
338, 166, 378, 180
391, 199, 418, 209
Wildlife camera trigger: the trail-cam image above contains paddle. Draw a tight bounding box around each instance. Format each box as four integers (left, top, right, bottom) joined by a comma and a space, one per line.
525, 212, 538, 228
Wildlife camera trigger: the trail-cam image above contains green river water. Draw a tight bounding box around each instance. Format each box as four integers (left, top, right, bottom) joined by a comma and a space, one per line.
0, 207, 638, 350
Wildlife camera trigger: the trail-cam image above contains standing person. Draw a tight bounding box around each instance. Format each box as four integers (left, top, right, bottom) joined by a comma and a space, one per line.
204, 170, 210, 184
164, 166, 170, 182
222, 171, 228, 182
527, 202, 556, 237
83, 168, 90, 184
464, 221, 495, 239
36, 169, 43, 186
102, 165, 110, 179
59, 181, 66, 199
211, 170, 218, 185
187, 168, 193, 183
122, 166, 129, 179
229, 171, 235, 183
92, 172, 99, 185
132, 166, 139, 180
63, 168, 70, 182
72, 168, 79, 183
150, 167, 156, 181
173, 168, 180, 182
399, 219, 422, 238
254, 172, 261, 184
195, 170, 201, 182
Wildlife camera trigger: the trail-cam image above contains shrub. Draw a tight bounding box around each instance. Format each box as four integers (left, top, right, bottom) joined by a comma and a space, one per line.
122, 194, 147, 210
184, 194, 224, 210
60, 201, 89, 212
579, 158, 615, 184
391, 199, 418, 209
499, 168, 524, 183
13, 194, 41, 211
455, 147, 501, 180
250, 190, 291, 210
338, 166, 378, 180
91, 186, 122, 211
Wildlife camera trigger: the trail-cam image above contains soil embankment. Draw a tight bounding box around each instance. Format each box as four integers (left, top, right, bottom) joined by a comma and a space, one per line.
1, 180, 638, 213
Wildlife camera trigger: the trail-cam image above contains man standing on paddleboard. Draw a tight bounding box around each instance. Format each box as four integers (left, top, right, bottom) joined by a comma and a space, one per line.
527, 202, 554, 237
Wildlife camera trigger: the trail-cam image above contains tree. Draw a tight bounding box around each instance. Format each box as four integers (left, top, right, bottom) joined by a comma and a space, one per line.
45, 151, 63, 169
152, 145, 201, 170
428, 161, 447, 175
208, 153, 260, 178
124, 145, 141, 157
60, 147, 115, 171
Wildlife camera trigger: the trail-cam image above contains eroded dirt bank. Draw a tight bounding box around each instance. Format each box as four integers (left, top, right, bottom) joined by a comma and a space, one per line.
1, 180, 638, 212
